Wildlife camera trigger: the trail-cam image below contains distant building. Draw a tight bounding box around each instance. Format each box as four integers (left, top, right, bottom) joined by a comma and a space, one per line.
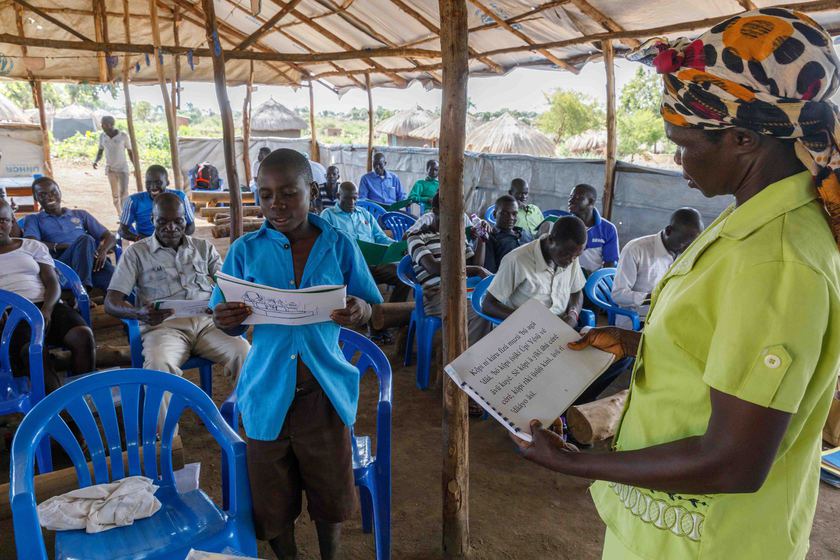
251, 98, 307, 138
375, 108, 435, 147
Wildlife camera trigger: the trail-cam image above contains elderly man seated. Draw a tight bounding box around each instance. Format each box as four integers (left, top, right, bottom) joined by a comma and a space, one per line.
612, 208, 704, 328
23, 176, 116, 292
105, 192, 250, 425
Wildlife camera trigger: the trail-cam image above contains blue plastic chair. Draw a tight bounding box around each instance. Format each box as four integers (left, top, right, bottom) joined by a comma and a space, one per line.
10, 368, 257, 560
220, 329, 392, 560
484, 204, 496, 225
396, 255, 440, 390
378, 211, 417, 240
358, 200, 387, 221
584, 268, 641, 330
471, 275, 595, 328
53, 260, 91, 327
543, 209, 569, 219
113, 232, 124, 262
0, 289, 52, 473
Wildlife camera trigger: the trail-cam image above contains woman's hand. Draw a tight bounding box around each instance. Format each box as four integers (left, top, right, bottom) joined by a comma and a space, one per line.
568, 326, 641, 360
510, 420, 580, 471
213, 302, 251, 330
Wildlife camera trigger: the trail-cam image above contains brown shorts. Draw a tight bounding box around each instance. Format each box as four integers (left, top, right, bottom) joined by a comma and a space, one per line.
246, 380, 356, 540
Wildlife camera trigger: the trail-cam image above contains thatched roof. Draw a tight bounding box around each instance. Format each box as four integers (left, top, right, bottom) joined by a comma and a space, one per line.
565, 129, 607, 154
0, 94, 27, 123
407, 114, 480, 141
251, 98, 307, 132
466, 114, 555, 157
375, 109, 435, 137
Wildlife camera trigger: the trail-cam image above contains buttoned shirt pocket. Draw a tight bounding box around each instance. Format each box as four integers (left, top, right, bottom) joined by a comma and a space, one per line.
139, 265, 172, 301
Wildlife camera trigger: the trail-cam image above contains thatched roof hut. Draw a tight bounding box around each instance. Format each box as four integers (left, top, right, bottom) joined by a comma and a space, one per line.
375, 108, 435, 147
251, 98, 308, 138
466, 113, 556, 157
407, 115, 480, 147
565, 129, 607, 155
0, 94, 27, 124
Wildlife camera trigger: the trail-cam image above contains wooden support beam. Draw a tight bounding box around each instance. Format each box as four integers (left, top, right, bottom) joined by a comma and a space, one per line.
438, 1, 470, 557
92, 0, 109, 82
172, 3, 181, 110
737, 0, 757, 10
201, 0, 243, 241
308, 80, 319, 163
242, 61, 254, 189
389, 0, 504, 73
149, 0, 183, 191
11, 0, 93, 42
467, 0, 579, 73
236, 0, 302, 50
31, 81, 52, 177
366, 73, 374, 172
602, 39, 616, 221
568, 0, 640, 48
123, 0, 142, 192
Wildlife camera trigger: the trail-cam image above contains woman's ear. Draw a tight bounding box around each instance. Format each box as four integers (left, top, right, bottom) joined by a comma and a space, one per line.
728, 127, 762, 155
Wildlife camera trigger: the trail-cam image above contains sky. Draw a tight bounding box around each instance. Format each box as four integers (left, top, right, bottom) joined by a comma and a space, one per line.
118, 60, 641, 115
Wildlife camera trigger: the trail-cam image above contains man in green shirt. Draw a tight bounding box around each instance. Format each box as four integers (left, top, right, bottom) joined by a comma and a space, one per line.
509, 178, 544, 235
407, 160, 439, 213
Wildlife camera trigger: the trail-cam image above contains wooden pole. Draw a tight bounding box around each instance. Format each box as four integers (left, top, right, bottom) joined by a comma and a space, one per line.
201, 0, 243, 240
172, 3, 181, 110
123, 0, 142, 192
438, 1, 470, 557
92, 0, 109, 82
602, 39, 617, 221
31, 81, 52, 177
242, 60, 254, 189
149, 0, 183, 190
308, 79, 319, 162
366, 72, 374, 172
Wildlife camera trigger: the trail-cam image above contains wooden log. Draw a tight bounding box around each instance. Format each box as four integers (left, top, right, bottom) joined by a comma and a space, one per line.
172, 3, 181, 110
566, 390, 628, 445
51, 344, 132, 370
190, 191, 254, 206
11, 0, 93, 42
366, 73, 374, 172
602, 39, 617, 221
92, 0, 109, 82
211, 221, 262, 238
308, 79, 319, 163
370, 302, 415, 330
31, 80, 52, 177
202, 0, 243, 241
236, 0, 302, 50
122, 0, 143, 192
200, 205, 261, 220
242, 61, 254, 189
149, 0, 183, 191
438, 1, 470, 557
216, 216, 263, 228
91, 306, 124, 331
0, 436, 183, 520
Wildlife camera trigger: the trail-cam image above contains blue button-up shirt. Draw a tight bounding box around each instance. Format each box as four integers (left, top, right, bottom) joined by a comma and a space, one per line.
120, 190, 195, 237
319, 206, 394, 245
209, 214, 383, 440
358, 170, 404, 205
23, 208, 107, 245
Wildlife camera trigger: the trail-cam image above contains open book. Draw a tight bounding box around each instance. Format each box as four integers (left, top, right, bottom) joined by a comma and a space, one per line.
445, 299, 614, 441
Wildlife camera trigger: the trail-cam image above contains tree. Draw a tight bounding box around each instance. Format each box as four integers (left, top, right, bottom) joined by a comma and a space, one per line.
65, 84, 117, 108
375, 106, 395, 121
134, 100, 154, 121
619, 67, 662, 114
616, 67, 666, 157
536, 90, 604, 141
0, 81, 65, 110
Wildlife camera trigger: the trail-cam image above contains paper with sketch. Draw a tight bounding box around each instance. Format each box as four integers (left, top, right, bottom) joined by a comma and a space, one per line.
154, 299, 210, 318
215, 272, 346, 326
444, 299, 614, 442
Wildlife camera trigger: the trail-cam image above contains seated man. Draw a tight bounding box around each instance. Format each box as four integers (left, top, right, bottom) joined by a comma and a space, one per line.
317, 165, 340, 211
359, 152, 404, 206
482, 215, 586, 328
0, 198, 95, 394
484, 194, 533, 273
509, 178, 544, 235
120, 165, 195, 241
24, 176, 116, 292
612, 208, 704, 328
568, 183, 619, 273
407, 160, 439, 212
105, 193, 250, 426
408, 193, 490, 346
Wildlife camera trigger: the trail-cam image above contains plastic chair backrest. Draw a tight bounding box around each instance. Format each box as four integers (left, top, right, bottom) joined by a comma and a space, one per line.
0, 289, 46, 401
396, 255, 427, 318
543, 209, 569, 219
470, 275, 501, 326
484, 204, 496, 225
358, 200, 387, 221
10, 368, 251, 559
378, 212, 417, 240
53, 260, 91, 327
584, 268, 641, 330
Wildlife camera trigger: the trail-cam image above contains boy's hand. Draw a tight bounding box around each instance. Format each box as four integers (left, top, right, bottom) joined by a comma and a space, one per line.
213, 302, 251, 330
331, 296, 370, 327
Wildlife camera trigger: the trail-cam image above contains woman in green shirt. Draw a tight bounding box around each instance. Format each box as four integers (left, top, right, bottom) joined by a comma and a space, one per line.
512, 9, 840, 559
407, 159, 439, 212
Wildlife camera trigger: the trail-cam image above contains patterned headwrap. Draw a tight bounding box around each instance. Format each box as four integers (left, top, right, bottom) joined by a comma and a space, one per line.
628, 8, 840, 246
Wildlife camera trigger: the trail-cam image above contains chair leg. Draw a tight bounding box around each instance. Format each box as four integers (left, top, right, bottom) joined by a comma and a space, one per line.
403, 318, 416, 367
415, 322, 434, 390
372, 476, 391, 560
358, 484, 373, 534
199, 364, 213, 397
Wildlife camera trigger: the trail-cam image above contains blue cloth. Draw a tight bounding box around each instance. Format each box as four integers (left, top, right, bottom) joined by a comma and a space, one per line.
319, 206, 394, 245
358, 171, 404, 205
57, 234, 114, 290
120, 190, 195, 237
23, 209, 107, 246
209, 214, 383, 441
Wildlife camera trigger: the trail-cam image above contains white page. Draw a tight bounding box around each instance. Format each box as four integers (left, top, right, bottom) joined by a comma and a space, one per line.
445, 299, 614, 442
154, 299, 210, 318
215, 272, 346, 326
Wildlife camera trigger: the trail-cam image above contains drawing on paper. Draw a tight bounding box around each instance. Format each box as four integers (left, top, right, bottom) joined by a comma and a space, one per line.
243, 291, 317, 319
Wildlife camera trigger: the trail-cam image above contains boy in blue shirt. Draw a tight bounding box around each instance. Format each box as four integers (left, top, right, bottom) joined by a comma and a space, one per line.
211, 149, 382, 560
568, 183, 619, 273
119, 165, 195, 241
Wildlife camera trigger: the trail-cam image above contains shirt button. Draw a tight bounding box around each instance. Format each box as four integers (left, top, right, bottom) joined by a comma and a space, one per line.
764, 354, 782, 369
290, 354, 296, 360
289, 280, 295, 286
284, 243, 290, 249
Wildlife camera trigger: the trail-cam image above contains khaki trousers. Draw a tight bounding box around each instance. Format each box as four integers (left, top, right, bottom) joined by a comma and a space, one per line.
107, 169, 130, 214
141, 315, 251, 430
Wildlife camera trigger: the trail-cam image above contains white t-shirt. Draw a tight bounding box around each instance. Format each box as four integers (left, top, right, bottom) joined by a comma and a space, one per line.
0, 238, 54, 303
611, 231, 675, 328
99, 130, 130, 173
407, 212, 471, 234
488, 237, 586, 316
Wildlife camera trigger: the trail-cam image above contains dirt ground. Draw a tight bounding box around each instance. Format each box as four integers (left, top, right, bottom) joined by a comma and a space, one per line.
0, 161, 838, 559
